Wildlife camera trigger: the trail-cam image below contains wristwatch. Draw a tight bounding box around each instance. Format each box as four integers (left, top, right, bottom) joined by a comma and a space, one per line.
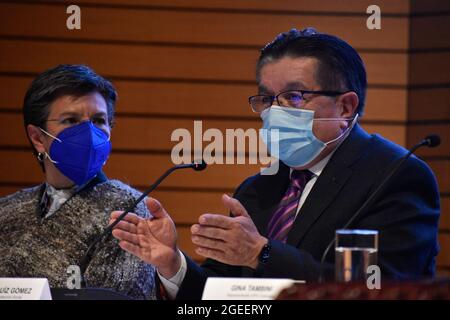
255, 241, 271, 274
259, 241, 272, 264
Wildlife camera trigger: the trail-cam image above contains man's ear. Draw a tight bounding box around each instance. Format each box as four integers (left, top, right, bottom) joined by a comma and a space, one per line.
27, 124, 46, 153
338, 91, 359, 118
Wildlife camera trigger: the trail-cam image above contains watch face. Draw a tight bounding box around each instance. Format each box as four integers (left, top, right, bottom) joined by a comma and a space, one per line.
259, 243, 271, 263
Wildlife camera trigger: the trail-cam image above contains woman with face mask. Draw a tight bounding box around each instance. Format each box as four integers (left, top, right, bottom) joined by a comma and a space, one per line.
0, 65, 157, 300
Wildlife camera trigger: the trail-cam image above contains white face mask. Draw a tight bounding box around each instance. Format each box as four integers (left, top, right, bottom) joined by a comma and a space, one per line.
260, 105, 358, 167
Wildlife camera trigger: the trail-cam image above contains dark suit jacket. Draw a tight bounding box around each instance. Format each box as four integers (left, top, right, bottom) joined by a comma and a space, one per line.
176, 124, 440, 299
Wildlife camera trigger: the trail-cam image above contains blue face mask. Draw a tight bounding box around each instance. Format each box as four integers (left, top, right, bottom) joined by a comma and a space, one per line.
40, 121, 112, 186
260, 105, 358, 168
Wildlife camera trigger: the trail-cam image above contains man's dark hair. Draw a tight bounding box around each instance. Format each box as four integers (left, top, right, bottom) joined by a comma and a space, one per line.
256, 28, 367, 115
23, 64, 117, 131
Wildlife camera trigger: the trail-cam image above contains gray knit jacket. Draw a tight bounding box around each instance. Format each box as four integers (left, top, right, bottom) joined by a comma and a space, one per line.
0, 179, 157, 300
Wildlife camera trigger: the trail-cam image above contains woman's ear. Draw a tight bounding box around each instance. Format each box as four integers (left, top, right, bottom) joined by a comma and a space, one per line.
27, 124, 46, 153
338, 91, 359, 118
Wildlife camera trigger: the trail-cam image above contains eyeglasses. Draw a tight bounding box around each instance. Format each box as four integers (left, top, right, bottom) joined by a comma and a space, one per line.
248, 89, 347, 113
46, 115, 109, 127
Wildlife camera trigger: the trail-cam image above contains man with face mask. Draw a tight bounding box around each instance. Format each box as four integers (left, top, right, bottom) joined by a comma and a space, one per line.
110, 28, 440, 299
0, 64, 157, 299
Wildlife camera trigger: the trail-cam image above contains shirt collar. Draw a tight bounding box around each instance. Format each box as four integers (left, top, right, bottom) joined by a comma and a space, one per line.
40, 183, 77, 219
289, 150, 335, 179
308, 150, 335, 177
45, 183, 77, 199
38, 172, 108, 219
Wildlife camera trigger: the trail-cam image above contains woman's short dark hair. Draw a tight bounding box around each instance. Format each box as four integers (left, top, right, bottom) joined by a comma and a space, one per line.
23, 64, 117, 130
256, 28, 367, 116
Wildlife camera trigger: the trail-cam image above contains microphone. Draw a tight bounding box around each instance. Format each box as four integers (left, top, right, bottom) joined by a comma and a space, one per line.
192, 160, 207, 171
78, 160, 207, 287
319, 134, 440, 276
423, 134, 441, 148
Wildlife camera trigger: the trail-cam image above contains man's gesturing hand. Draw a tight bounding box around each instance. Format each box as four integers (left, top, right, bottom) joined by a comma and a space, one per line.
109, 197, 181, 279
191, 194, 268, 269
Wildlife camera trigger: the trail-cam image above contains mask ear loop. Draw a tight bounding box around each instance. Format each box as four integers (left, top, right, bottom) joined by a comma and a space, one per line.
39, 128, 62, 142
314, 114, 359, 146
39, 128, 61, 164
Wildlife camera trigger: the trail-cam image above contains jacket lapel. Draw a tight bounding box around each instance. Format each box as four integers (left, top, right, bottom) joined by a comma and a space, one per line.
237, 162, 290, 237
286, 124, 372, 246
238, 162, 291, 278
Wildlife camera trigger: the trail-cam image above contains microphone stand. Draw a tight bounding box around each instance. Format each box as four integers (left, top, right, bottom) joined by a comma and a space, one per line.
79, 161, 206, 287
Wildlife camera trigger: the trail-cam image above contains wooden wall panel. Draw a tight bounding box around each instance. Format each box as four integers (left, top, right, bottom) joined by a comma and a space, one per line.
408, 88, 450, 121
364, 89, 407, 121
410, 0, 450, 14
0, 40, 256, 82
19, 0, 412, 14
409, 52, 450, 86
410, 15, 450, 49
0, 76, 409, 122
0, 40, 408, 85
0, 3, 409, 49
0, 76, 30, 110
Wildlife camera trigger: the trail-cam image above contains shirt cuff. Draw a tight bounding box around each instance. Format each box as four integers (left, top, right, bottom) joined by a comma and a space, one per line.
157, 250, 187, 299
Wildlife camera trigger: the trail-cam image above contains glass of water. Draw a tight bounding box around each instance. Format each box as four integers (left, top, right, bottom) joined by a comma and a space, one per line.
335, 229, 378, 282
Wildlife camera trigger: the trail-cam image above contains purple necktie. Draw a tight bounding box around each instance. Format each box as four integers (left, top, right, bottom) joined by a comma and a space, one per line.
267, 170, 313, 243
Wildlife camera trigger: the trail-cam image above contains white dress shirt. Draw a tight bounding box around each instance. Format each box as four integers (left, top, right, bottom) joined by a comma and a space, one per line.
293, 149, 336, 216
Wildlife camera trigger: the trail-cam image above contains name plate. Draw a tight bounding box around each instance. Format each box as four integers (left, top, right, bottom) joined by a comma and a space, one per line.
0, 278, 52, 300
202, 277, 304, 300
